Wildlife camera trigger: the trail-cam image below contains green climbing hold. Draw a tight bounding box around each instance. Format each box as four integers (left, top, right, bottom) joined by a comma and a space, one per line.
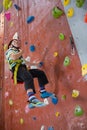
62, 95, 66, 100
76, 0, 85, 8
59, 33, 65, 40
52, 7, 63, 18
63, 56, 70, 66
74, 105, 84, 116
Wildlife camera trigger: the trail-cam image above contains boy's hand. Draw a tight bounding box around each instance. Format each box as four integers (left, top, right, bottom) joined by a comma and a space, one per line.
33, 59, 40, 66
19, 49, 24, 54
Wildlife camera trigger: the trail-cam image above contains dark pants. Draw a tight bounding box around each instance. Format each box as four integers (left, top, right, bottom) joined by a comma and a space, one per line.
12, 65, 49, 93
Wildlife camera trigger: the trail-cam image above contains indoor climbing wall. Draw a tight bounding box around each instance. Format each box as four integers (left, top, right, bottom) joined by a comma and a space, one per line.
3, 0, 87, 130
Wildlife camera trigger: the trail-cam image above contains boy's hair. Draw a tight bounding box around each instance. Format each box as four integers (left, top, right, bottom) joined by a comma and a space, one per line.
8, 40, 14, 49
8, 39, 18, 49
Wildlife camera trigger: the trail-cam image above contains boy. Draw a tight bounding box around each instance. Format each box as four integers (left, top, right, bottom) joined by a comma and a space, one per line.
5, 33, 53, 108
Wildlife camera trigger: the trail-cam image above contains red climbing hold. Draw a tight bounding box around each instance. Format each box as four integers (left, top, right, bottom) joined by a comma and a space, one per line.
84, 13, 87, 23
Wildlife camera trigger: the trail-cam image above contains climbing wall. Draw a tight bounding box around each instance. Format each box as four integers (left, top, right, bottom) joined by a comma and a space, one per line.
2, 0, 87, 130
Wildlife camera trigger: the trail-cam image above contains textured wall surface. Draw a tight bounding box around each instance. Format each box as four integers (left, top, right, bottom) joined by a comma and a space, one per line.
1, 0, 87, 130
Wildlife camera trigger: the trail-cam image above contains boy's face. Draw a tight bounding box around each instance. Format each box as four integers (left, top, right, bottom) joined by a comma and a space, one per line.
12, 39, 21, 48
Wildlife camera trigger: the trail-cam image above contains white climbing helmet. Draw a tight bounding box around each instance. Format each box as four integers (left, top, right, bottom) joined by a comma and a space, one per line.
13, 32, 19, 40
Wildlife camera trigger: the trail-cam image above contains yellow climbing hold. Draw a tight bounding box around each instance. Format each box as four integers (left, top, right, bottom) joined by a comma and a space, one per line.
67, 7, 74, 18
4, 44, 8, 51
10, 22, 13, 27
20, 118, 24, 125
8, 0, 12, 8
72, 90, 79, 98
9, 99, 13, 106
54, 52, 58, 57
82, 64, 87, 76
63, 0, 70, 6
3, 0, 12, 10
55, 112, 60, 117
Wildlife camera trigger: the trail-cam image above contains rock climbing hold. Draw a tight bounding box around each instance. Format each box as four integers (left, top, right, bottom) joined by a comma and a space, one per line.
5, 12, 11, 21
32, 116, 36, 120
25, 56, 31, 62
44, 98, 49, 105
74, 105, 84, 116
48, 126, 54, 130
61, 95, 66, 100
51, 95, 58, 105
52, 7, 63, 18
5, 91, 9, 98
10, 22, 13, 27
25, 105, 30, 113
27, 16, 35, 24
76, 0, 85, 8
53, 52, 58, 57
82, 64, 87, 76
25, 41, 28, 45
59, 33, 65, 40
63, 56, 70, 66
41, 125, 45, 130
3, 0, 12, 10
4, 44, 8, 51
9, 99, 13, 106
55, 112, 60, 117
8, 1, 12, 8
67, 7, 74, 18
14, 4, 21, 10
63, 0, 71, 6
84, 13, 87, 23
29, 45, 35, 52
19, 118, 24, 124
72, 90, 79, 98
38, 62, 44, 67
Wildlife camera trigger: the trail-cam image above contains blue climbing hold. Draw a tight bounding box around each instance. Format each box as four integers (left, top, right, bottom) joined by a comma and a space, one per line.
27, 16, 35, 24
38, 62, 44, 67
32, 116, 36, 120
30, 45, 35, 52
14, 4, 21, 10
25, 41, 28, 45
48, 126, 54, 130
51, 95, 58, 105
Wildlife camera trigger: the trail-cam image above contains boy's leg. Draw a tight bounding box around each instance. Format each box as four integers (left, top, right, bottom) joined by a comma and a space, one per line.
39, 84, 53, 98
29, 69, 53, 98
17, 65, 36, 93
27, 89, 46, 108
17, 65, 46, 108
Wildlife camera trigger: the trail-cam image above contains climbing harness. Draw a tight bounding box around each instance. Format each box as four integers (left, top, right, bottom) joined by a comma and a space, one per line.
9, 59, 23, 85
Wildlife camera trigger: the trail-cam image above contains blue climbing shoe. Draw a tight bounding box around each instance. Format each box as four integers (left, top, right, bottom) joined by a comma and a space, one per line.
28, 99, 46, 109
40, 91, 53, 98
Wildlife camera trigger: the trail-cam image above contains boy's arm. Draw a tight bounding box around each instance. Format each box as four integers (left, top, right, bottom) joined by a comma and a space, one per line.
25, 60, 39, 67
10, 49, 23, 60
